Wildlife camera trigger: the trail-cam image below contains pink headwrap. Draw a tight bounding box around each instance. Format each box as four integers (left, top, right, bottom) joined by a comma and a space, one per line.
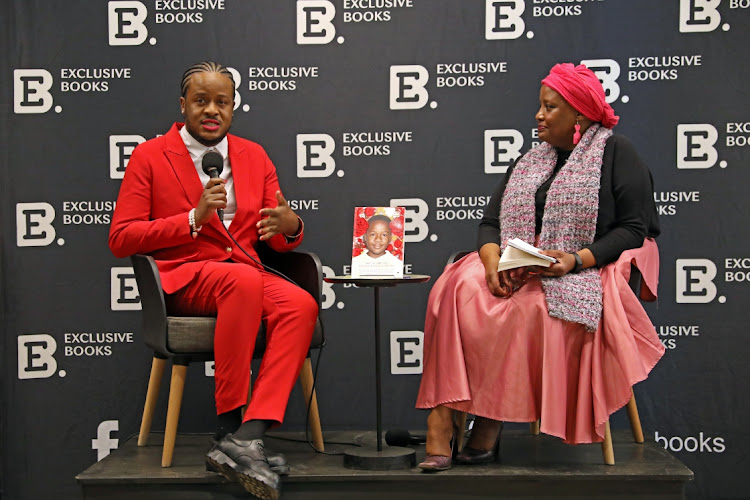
541, 63, 619, 129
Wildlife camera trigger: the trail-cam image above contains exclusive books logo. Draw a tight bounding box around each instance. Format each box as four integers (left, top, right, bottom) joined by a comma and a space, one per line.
107, 0, 228, 46
296, 0, 414, 45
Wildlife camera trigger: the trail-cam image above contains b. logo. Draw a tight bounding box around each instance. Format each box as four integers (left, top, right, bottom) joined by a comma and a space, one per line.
108, 1, 148, 46
14, 69, 54, 114
17, 334, 58, 379
226, 67, 242, 111
297, 0, 336, 45
679, 0, 721, 33
485, 0, 526, 40
297, 134, 336, 178
109, 135, 146, 179
485, 129, 523, 174
390, 331, 424, 375
390, 65, 429, 110
390, 198, 429, 243
580, 59, 621, 104
677, 124, 718, 169
16, 202, 56, 247
111, 267, 141, 311
92, 420, 119, 460
676, 259, 717, 303
321, 265, 337, 310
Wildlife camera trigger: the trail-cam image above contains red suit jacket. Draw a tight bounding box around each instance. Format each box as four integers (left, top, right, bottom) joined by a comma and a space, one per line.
109, 123, 303, 294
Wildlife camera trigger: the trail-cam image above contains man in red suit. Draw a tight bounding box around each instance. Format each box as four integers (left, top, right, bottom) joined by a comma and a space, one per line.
109, 61, 317, 500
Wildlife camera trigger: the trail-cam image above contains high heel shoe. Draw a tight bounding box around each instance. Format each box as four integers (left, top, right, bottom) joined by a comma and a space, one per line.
454, 422, 502, 465
418, 425, 457, 472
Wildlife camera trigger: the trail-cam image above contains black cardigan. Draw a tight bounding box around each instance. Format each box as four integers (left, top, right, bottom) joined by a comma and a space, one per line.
477, 134, 660, 268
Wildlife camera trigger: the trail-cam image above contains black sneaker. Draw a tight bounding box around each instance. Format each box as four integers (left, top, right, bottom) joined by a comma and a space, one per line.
206, 435, 280, 500
209, 432, 290, 475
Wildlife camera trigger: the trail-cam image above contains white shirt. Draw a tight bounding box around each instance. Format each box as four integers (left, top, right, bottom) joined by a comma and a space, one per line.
179, 125, 237, 227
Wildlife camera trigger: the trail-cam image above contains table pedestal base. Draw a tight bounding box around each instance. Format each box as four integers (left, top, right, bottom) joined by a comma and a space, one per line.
343, 446, 416, 470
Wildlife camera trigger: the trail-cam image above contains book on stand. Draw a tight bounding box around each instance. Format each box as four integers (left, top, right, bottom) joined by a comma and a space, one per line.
351, 207, 406, 278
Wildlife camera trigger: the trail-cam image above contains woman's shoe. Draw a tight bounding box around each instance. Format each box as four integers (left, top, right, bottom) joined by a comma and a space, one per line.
418, 423, 457, 472
454, 421, 502, 465
418, 453, 453, 471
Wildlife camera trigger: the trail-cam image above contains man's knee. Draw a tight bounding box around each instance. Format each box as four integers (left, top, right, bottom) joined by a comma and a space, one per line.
224, 267, 264, 300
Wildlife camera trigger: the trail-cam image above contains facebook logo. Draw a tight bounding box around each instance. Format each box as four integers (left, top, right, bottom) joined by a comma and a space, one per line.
92, 420, 119, 460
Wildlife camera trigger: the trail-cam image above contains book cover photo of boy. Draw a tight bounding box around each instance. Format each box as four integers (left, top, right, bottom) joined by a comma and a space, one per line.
351, 207, 405, 278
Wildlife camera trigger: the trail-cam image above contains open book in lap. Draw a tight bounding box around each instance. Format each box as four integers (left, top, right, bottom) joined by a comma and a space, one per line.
497, 238, 557, 272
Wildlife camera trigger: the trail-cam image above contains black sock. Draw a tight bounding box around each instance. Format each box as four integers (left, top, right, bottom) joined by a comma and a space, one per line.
234, 419, 272, 441
216, 407, 242, 440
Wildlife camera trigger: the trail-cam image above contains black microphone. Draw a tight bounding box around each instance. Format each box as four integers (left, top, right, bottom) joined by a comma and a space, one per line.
385, 429, 426, 447
201, 151, 224, 221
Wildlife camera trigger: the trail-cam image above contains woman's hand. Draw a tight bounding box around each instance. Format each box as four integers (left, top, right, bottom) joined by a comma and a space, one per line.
539, 249, 576, 277
479, 243, 510, 296
195, 177, 227, 227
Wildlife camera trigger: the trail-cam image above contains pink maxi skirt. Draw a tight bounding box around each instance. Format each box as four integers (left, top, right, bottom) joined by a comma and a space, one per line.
415, 239, 664, 444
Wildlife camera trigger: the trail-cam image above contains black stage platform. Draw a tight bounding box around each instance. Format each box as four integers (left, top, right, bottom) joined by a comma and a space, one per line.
77, 429, 693, 499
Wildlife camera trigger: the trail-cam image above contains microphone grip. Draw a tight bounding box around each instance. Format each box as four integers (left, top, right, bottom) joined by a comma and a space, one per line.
206, 168, 225, 222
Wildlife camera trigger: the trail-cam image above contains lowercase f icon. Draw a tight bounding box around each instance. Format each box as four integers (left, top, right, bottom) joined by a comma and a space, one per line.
92, 421, 119, 461
297, 0, 336, 45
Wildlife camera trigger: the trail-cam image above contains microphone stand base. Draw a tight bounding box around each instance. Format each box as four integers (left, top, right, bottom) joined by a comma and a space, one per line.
343, 446, 416, 470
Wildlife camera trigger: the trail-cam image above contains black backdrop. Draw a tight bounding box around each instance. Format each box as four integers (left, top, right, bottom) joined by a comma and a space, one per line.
2, 1, 749, 498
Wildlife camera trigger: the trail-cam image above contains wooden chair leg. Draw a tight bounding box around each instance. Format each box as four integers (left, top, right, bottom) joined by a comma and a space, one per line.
454, 412, 468, 452
162, 364, 187, 468
299, 358, 324, 451
601, 421, 615, 465
626, 388, 644, 443
242, 367, 253, 417
138, 357, 166, 447
530, 420, 540, 435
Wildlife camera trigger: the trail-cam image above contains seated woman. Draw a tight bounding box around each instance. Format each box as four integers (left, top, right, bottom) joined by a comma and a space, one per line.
416, 63, 664, 471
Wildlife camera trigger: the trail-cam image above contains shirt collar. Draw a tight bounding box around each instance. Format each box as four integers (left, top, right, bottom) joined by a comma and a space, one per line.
179, 124, 229, 161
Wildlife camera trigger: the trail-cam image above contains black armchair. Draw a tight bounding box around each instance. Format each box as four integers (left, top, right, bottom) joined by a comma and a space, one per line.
131, 247, 325, 467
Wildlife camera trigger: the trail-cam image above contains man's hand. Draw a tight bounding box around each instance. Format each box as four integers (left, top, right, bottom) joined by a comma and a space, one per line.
195, 178, 227, 227
257, 191, 300, 241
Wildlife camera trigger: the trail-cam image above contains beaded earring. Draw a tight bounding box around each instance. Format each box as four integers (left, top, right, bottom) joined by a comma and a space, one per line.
573, 118, 581, 145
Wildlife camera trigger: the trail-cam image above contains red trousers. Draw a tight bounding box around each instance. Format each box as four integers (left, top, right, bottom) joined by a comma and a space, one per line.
165, 260, 318, 424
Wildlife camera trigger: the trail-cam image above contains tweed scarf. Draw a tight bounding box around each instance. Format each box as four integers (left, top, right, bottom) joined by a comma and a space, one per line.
500, 124, 611, 331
